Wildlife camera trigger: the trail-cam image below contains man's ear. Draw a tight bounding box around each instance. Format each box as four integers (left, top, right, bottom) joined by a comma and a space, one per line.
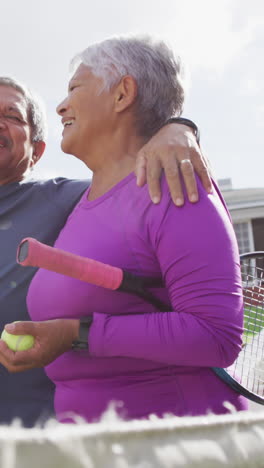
30, 141, 46, 167
114, 75, 138, 113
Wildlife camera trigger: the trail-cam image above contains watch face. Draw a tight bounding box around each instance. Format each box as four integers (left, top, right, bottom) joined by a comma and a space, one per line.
71, 340, 88, 350
72, 317, 93, 350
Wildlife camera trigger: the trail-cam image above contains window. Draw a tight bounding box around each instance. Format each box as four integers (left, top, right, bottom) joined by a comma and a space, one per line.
233, 221, 254, 254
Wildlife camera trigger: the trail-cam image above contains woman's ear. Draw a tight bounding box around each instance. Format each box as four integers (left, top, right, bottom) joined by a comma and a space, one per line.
114, 75, 138, 113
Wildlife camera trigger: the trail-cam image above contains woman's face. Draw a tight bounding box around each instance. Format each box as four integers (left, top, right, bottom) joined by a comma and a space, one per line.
56, 64, 113, 160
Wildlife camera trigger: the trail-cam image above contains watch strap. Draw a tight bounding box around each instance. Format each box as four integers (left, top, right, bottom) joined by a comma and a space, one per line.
72, 316, 93, 351
166, 117, 200, 145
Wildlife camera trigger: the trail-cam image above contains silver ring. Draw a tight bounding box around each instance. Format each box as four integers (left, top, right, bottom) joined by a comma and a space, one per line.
180, 159, 191, 165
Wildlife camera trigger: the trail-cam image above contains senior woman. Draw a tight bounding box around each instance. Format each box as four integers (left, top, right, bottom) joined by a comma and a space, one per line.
1, 36, 247, 422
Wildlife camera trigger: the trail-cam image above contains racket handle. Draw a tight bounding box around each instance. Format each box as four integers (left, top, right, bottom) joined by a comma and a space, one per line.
17, 238, 123, 290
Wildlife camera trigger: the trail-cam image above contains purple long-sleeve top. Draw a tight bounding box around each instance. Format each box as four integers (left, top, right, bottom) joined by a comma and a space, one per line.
27, 173, 247, 422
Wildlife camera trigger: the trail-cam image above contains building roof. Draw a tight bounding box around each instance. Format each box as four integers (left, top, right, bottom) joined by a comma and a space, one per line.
218, 179, 264, 221
222, 187, 264, 209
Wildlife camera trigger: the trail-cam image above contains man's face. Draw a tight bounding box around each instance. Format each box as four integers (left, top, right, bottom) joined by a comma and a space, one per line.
57, 64, 114, 160
0, 86, 36, 184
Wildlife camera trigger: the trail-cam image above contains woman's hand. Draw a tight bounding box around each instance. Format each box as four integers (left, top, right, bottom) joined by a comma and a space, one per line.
0, 319, 79, 373
135, 123, 212, 206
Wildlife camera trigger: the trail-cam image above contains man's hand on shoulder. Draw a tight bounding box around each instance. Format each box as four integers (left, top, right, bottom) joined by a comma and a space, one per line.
135, 121, 213, 206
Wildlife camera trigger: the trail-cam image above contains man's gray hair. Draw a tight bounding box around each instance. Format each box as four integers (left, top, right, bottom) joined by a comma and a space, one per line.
0, 77, 47, 142
71, 36, 186, 138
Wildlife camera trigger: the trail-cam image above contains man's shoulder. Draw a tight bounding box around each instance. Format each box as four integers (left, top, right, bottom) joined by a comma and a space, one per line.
29, 177, 89, 190
16, 177, 89, 211
24, 177, 89, 197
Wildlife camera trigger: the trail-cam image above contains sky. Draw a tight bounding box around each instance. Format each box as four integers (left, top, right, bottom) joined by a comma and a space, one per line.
1, 0, 263, 189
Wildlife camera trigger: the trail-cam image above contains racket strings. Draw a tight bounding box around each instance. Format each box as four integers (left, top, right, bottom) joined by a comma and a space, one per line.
227, 255, 264, 397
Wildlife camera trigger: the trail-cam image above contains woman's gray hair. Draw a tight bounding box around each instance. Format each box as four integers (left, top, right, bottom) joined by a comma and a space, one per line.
71, 36, 186, 138
0, 76, 47, 142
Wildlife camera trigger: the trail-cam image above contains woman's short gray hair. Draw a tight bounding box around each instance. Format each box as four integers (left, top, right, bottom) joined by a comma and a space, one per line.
71, 36, 186, 138
0, 77, 47, 142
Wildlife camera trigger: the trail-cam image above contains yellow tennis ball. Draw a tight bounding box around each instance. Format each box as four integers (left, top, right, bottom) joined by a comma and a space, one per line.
1, 323, 34, 351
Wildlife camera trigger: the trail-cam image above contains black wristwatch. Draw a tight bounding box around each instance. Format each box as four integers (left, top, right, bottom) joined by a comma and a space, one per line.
72, 316, 93, 350
166, 117, 200, 145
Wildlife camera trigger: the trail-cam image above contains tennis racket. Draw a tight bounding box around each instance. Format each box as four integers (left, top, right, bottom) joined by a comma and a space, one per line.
17, 239, 264, 404
17, 237, 170, 312
213, 251, 264, 404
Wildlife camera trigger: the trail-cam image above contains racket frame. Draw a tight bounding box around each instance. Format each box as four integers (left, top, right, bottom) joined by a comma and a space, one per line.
212, 251, 264, 405
17, 239, 264, 404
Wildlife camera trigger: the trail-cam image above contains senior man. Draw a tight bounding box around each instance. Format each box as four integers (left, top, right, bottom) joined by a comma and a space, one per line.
0, 76, 210, 427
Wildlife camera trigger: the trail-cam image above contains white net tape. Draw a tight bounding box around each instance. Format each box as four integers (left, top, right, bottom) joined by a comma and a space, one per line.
1, 410, 264, 468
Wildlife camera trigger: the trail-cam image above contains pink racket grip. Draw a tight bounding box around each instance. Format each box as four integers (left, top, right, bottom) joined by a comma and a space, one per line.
17, 237, 123, 290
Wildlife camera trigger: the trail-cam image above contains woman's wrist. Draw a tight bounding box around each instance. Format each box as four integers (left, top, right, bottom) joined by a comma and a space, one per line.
67, 319, 80, 342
